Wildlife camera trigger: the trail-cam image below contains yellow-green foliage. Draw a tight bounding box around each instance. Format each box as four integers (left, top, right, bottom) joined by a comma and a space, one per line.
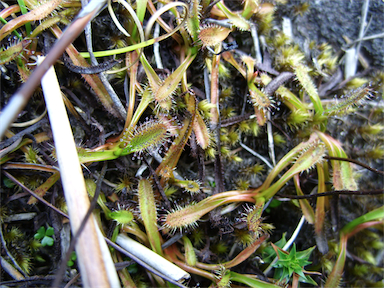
315, 43, 338, 73
24, 146, 39, 164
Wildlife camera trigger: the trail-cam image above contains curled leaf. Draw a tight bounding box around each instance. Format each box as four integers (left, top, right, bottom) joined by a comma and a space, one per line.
193, 113, 210, 149
198, 25, 231, 47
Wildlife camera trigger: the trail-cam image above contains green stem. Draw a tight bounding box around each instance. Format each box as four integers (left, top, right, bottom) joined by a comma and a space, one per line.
17, 0, 31, 35
229, 271, 281, 288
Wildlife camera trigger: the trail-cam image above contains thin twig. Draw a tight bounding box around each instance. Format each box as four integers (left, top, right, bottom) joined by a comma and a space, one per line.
345, 32, 384, 47
263, 72, 295, 97
221, 113, 253, 127
11, 108, 47, 128
3, 171, 69, 218
324, 155, 384, 175
161, 233, 184, 250
0, 276, 57, 286
63, 55, 121, 74
278, 189, 384, 200
239, 142, 274, 170
0, 137, 23, 158
0, 118, 48, 150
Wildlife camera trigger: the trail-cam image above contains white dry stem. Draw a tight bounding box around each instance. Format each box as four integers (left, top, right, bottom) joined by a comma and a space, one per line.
355, 0, 370, 67
345, 47, 357, 79
345, 0, 370, 79
251, 23, 262, 64
154, 21, 163, 69
116, 234, 190, 283
154, 3, 164, 69
0, 256, 24, 280
38, 56, 119, 288
282, 17, 293, 40
3, 212, 36, 222
60, 223, 71, 262
0, 92, 26, 139
204, 67, 211, 102
239, 142, 274, 170
266, 111, 276, 167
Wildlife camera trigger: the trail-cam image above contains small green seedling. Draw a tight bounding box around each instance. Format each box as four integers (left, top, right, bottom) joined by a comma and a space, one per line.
262, 233, 287, 263
3, 177, 15, 188
272, 243, 317, 286
34, 226, 54, 247
67, 251, 77, 267
108, 210, 134, 225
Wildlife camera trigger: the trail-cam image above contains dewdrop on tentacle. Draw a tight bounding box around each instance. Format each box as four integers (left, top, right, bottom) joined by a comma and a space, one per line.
0, 39, 32, 65
243, 204, 274, 239
170, 179, 202, 194
198, 24, 231, 47
324, 84, 374, 116
118, 118, 177, 156
161, 203, 201, 234
249, 89, 273, 110
292, 141, 326, 174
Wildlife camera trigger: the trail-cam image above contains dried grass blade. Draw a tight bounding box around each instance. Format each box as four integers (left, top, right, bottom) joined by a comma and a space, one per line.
38, 55, 118, 287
